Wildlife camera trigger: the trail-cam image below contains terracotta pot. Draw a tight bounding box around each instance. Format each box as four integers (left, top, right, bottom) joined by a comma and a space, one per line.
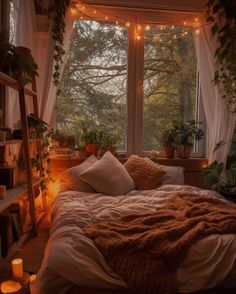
164, 146, 175, 158
85, 144, 100, 156
176, 145, 193, 159
103, 146, 116, 155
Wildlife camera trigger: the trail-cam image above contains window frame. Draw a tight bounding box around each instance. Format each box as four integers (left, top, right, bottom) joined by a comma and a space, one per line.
58, 7, 206, 157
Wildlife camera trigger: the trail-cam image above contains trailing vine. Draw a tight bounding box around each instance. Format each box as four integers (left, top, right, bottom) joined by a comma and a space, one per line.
49, 0, 71, 86
205, 0, 236, 113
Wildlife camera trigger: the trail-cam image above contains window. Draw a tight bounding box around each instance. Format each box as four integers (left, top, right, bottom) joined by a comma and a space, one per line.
57, 11, 204, 156
57, 20, 128, 151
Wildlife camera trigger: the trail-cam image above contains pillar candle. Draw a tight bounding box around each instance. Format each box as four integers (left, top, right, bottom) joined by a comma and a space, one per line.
11, 258, 23, 278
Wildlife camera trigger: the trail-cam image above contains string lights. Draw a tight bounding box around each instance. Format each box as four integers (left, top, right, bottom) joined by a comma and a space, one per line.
69, 0, 203, 41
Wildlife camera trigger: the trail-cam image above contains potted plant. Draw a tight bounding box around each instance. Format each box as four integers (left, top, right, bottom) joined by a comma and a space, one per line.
160, 129, 176, 158
203, 139, 236, 197
8, 46, 38, 86
173, 120, 204, 158
81, 129, 103, 156
101, 133, 119, 155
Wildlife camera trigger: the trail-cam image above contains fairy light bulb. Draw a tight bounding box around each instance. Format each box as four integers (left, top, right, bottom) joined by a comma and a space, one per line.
136, 35, 141, 41
116, 21, 119, 25
125, 21, 130, 27
70, 7, 77, 15
81, 5, 85, 10
137, 24, 142, 31
171, 25, 175, 29
93, 9, 97, 14
105, 16, 108, 20
195, 29, 200, 35
145, 25, 151, 31
183, 21, 186, 25
195, 17, 199, 22
80, 16, 83, 20
184, 31, 188, 35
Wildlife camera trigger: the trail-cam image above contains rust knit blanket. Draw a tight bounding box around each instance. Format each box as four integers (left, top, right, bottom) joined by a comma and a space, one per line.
83, 193, 236, 294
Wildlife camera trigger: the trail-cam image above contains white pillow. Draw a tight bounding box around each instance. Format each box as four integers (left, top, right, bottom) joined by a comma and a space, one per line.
60, 155, 98, 192
145, 158, 185, 185
80, 151, 135, 196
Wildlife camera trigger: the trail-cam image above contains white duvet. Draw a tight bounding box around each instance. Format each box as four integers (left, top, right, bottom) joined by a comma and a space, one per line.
31, 185, 236, 294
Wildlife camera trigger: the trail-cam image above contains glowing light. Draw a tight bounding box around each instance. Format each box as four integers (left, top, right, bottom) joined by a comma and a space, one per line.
70, 7, 77, 15
183, 21, 186, 25
171, 25, 175, 29
93, 10, 97, 14
195, 29, 200, 35
184, 31, 188, 35
1, 280, 22, 293
136, 35, 141, 40
195, 17, 199, 22
145, 25, 151, 31
137, 24, 142, 31
115, 21, 119, 25
80, 16, 83, 19
12, 258, 23, 278
30, 274, 37, 282
125, 21, 130, 27
81, 5, 85, 10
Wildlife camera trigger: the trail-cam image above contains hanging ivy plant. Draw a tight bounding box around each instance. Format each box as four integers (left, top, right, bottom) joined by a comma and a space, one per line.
49, 0, 71, 86
205, 0, 236, 113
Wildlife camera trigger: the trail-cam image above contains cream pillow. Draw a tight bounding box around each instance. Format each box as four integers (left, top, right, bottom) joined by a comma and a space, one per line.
124, 155, 166, 190
145, 158, 185, 185
60, 155, 98, 192
80, 151, 135, 196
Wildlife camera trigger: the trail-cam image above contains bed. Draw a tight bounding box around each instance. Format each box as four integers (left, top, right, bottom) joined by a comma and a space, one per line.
30, 153, 236, 294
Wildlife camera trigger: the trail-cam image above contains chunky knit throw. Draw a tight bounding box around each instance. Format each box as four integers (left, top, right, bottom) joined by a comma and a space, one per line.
83, 193, 236, 294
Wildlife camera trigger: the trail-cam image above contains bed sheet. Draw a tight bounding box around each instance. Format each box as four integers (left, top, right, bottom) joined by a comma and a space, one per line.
30, 185, 236, 294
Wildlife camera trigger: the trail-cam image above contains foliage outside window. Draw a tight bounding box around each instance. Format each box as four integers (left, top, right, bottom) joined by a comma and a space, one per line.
57, 19, 201, 155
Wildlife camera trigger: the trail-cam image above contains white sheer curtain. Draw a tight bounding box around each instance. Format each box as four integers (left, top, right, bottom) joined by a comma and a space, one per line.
194, 21, 236, 163
35, 14, 74, 126
7, 0, 36, 127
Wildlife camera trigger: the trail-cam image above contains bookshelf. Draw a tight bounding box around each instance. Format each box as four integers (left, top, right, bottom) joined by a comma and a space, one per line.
0, 71, 39, 236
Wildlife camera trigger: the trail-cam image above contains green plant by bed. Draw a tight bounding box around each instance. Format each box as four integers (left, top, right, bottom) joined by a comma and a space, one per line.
203, 139, 236, 193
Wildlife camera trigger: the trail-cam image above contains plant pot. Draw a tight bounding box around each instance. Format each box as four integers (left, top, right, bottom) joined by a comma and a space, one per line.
85, 144, 100, 156
103, 146, 116, 155
164, 147, 175, 158
176, 145, 193, 159
219, 189, 236, 201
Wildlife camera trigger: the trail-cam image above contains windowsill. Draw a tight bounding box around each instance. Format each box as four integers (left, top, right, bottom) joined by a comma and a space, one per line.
49, 154, 208, 171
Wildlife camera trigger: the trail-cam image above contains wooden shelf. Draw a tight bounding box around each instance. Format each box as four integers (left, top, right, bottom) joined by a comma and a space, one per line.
0, 71, 37, 96
0, 184, 28, 214
0, 138, 40, 147
0, 178, 45, 214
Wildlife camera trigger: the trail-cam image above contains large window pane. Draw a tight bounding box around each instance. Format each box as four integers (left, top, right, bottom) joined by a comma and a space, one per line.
143, 25, 197, 151
57, 20, 128, 151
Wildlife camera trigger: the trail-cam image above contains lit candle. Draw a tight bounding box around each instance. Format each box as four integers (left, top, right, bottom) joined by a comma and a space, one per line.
0, 280, 22, 293
0, 185, 6, 199
11, 259, 23, 278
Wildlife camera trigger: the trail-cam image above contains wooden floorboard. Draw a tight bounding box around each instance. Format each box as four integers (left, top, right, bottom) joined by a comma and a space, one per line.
15, 213, 50, 273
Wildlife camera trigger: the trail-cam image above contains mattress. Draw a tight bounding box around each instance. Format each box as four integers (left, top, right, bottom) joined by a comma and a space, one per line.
30, 184, 236, 294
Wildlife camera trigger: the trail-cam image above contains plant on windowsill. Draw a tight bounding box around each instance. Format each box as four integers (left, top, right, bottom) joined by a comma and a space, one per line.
205, 0, 236, 113
203, 139, 236, 197
100, 133, 120, 156
160, 129, 176, 158
81, 129, 103, 157
172, 120, 204, 159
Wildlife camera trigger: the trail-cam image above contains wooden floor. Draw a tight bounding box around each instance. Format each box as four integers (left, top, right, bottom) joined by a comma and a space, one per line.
15, 213, 50, 274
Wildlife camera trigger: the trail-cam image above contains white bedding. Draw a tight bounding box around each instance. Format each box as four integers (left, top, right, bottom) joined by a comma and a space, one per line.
31, 185, 236, 294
